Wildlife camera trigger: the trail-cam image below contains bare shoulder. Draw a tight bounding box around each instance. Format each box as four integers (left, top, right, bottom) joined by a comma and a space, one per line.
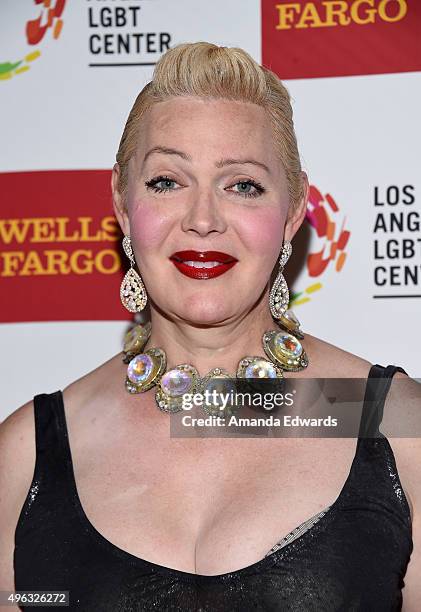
0, 399, 36, 592
60, 351, 132, 463
382, 369, 421, 438
62, 350, 126, 414
304, 332, 373, 377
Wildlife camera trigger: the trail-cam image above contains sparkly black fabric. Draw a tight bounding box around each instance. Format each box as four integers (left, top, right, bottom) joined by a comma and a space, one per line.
14, 364, 413, 611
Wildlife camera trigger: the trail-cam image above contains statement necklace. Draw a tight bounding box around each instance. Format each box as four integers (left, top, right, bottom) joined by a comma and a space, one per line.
122, 310, 309, 414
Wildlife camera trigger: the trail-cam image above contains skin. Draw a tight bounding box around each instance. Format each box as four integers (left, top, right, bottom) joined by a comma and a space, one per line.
0, 97, 420, 610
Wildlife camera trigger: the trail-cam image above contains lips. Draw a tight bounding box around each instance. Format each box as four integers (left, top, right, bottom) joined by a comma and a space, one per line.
169, 250, 238, 279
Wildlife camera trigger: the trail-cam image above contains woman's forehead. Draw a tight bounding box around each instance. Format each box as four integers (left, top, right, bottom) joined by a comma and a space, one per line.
145, 95, 269, 126
136, 97, 276, 164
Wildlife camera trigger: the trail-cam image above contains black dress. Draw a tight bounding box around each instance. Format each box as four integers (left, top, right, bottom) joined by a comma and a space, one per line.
14, 364, 413, 611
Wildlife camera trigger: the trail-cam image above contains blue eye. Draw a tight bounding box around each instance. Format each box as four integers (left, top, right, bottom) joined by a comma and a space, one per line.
230, 180, 265, 199
145, 176, 177, 193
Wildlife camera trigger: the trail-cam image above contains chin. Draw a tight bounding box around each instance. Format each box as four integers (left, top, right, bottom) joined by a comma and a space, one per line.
173, 294, 235, 326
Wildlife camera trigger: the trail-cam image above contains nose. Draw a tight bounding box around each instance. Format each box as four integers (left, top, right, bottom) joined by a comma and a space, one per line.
180, 187, 227, 237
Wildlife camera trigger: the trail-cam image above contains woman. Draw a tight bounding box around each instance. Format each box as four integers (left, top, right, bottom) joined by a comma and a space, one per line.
1, 42, 420, 611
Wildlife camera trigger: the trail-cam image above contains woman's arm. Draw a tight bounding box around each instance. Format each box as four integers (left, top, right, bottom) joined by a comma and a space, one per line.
0, 402, 36, 612
384, 373, 421, 611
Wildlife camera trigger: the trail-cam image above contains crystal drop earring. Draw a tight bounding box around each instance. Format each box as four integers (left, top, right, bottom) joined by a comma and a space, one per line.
269, 240, 292, 320
120, 235, 147, 313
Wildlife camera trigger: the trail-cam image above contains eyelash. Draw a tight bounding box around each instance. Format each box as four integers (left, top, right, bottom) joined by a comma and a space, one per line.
144, 175, 266, 199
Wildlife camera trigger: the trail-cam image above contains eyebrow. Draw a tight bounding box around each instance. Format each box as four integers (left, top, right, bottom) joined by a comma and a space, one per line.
215, 157, 270, 174
143, 146, 191, 164
143, 146, 270, 174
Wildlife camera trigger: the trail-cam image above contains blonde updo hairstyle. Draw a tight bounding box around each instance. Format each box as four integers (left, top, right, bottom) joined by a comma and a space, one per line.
116, 41, 305, 211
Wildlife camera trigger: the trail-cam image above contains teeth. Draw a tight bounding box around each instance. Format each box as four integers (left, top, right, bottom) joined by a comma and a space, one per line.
183, 261, 221, 268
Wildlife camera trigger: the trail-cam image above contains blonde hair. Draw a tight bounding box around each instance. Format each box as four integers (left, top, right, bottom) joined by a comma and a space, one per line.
116, 42, 304, 210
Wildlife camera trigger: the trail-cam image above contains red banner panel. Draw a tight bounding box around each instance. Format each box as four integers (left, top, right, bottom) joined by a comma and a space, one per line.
0, 170, 130, 323
262, 0, 421, 79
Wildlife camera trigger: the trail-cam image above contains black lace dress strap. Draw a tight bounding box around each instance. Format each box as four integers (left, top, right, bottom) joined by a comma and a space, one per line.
358, 363, 407, 439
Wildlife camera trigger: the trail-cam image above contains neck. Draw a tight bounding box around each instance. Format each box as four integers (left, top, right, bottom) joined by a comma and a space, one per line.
146, 303, 276, 377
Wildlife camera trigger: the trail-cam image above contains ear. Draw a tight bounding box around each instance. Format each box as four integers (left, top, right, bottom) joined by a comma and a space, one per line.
111, 163, 130, 236
284, 171, 309, 242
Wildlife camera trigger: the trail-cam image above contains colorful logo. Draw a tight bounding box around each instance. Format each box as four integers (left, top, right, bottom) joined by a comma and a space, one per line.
0, 0, 66, 80
291, 185, 351, 306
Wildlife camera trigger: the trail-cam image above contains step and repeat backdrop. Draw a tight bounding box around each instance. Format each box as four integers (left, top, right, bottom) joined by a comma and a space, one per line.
1, 0, 420, 419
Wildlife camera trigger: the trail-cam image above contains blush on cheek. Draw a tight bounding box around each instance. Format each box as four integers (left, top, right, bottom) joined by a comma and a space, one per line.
238, 207, 286, 260
129, 199, 169, 251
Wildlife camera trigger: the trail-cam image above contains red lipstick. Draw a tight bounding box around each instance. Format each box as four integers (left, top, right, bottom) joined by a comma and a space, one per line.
169, 250, 238, 279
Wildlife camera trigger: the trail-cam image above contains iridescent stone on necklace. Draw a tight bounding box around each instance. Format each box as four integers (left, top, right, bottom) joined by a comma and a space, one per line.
273, 332, 303, 360
244, 358, 278, 379
161, 368, 194, 397
200, 369, 237, 416
127, 354, 153, 384
262, 329, 308, 372
203, 376, 234, 397
156, 365, 200, 413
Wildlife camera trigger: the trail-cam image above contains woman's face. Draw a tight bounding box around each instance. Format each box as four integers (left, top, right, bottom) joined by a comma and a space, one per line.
113, 96, 306, 326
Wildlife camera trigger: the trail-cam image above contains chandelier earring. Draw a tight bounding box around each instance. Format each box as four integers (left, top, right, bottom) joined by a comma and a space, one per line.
269, 240, 292, 321
120, 235, 147, 313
